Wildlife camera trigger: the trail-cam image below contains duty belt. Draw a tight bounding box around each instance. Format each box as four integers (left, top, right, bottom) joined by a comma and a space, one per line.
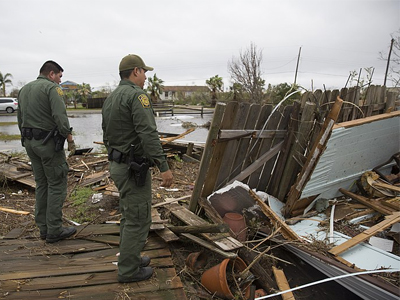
21, 128, 50, 140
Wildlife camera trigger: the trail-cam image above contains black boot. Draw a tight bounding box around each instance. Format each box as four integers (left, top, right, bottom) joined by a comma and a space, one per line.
118, 267, 153, 283
46, 227, 76, 243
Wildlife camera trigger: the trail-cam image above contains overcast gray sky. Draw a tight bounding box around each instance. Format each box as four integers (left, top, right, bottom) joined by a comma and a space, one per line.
1, 0, 399, 94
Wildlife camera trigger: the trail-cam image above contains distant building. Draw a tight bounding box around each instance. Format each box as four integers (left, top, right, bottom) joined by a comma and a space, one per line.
60, 81, 78, 92
160, 86, 209, 101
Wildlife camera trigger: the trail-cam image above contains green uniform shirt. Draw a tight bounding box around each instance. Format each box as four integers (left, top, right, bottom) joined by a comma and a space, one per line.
102, 80, 169, 172
17, 75, 71, 138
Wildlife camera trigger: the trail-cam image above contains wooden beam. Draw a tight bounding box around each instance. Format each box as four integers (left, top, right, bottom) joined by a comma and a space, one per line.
181, 233, 237, 259
339, 188, 394, 215
333, 110, 400, 130
189, 103, 226, 212
283, 97, 343, 217
372, 182, 400, 193
226, 140, 284, 186
248, 189, 300, 241
218, 129, 287, 140
272, 266, 296, 300
329, 211, 400, 256
0, 207, 30, 215
167, 224, 229, 234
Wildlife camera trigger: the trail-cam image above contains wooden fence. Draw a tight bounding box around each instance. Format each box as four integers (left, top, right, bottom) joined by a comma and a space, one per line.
189, 85, 398, 215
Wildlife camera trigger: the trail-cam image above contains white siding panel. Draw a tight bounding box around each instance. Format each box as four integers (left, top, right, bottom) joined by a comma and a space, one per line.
301, 115, 400, 199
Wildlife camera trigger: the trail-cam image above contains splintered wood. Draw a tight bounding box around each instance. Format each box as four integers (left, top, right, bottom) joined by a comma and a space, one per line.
329, 211, 400, 256
272, 266, 296, 300
248, 189, 300, 241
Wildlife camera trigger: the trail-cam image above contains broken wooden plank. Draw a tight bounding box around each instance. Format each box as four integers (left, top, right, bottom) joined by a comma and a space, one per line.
188, 103, 226, 213
167, 224, 229, 234
160, 127, 195, 145
248, 189, 300, 241
372, 181, 400, 193
382, 197, 400, 211
226, 140, 284, 186
283, 97, 343, 217
218, 129, 287, 140
155, 227, 180, 242
152, 195, 191, 208
3, 228, 25, 239
339, 188, 394, 215
167, 203, 243, 251
150, 208, 165, 231
181, 233, 237, 259
329, 211, 400, 256
0, 206, 30, 215
272, 266, 296, 300
79, 171, 109, 187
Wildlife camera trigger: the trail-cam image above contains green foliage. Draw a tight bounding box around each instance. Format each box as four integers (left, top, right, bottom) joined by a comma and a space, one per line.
70, 187, 94, 207
69, 187, 96, 224
147, 74, 164, 103
0, 72, 13, 96
206, 75, 224, 107
76, 83, 92, 104
265, 83, 299, 105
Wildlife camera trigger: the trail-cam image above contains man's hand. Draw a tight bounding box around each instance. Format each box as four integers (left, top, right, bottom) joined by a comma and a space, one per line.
68, 140, 76, 156
160, 169, 173, 188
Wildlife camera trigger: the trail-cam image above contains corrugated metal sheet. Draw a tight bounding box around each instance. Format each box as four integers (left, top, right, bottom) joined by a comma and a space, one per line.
301, 114, 400, 200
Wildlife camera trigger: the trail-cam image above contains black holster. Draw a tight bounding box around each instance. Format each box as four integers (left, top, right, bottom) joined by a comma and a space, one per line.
128, 145, 149, 187
53, 130, 66, 152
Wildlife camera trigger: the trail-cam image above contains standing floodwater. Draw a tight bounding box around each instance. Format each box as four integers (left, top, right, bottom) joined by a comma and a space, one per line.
0, 111, 213, 153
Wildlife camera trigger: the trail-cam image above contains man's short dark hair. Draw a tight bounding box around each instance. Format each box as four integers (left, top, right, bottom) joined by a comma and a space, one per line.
40, 60, 64, 76
119, 69, 134, 80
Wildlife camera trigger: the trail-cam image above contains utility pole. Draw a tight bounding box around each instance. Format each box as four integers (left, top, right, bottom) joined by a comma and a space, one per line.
294, 46, 302, 85
383, 38, 394, 87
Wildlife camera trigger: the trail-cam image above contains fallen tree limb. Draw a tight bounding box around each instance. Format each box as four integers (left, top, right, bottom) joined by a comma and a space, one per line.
167, 224, 229, 234
0, 207, 30, 215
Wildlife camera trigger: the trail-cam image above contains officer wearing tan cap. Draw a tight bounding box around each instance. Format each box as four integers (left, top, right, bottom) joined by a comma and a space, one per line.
102, 54, 173, 283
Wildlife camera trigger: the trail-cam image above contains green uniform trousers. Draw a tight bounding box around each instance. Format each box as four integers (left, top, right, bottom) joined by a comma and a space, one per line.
109, 161, 152, 279
24, 138, 69, 236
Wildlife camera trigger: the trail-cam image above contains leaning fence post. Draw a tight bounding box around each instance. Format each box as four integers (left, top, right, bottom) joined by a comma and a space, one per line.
189, 103, 225, 212
282, 97, 343, 217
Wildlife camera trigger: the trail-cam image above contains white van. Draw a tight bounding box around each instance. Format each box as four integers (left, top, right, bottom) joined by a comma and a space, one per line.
0, 98, 18, 113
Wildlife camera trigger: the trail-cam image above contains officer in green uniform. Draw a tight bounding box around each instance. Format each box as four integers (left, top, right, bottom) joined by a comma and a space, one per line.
102, 54, 173, 283
17, 60, 77, 243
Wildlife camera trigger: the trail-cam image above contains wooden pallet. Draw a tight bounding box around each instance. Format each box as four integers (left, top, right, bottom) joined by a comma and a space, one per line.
0, 228, 187, 300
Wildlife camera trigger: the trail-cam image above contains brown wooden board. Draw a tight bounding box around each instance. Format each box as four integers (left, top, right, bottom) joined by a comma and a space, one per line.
228, 104, 261, 182
202, 101, 239, 197
329, 212, 400, 256
248, 105, 282, 188
215, 102, 251, 189
0, 230, 187, 299
260, 105, 292, 192
242, 105, 273, 185
167, 203, 242, 251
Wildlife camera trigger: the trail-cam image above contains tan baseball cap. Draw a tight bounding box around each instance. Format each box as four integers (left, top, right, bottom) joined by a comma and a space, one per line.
119, 54, 154, 72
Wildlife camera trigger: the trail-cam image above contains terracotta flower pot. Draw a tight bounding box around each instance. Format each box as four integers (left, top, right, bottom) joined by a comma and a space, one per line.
223, 212, 247, 241
200, 257, 250, 299
185, 251, 207, 273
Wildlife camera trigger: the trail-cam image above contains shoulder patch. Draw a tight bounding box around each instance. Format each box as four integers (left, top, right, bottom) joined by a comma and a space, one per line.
138, 94, 150, 108
56, 87, 64, 96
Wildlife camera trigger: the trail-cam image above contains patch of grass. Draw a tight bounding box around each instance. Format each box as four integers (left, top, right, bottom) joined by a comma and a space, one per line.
0, 132, 21, 141
0, 122, 18, 126
69, 187, 96, 224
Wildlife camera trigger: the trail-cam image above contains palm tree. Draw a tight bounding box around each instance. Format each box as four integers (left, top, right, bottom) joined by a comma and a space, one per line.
76, 83, 92, 107
147, 74, 164, 103
206, 75, 223, 107
0, 72, 13, 96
